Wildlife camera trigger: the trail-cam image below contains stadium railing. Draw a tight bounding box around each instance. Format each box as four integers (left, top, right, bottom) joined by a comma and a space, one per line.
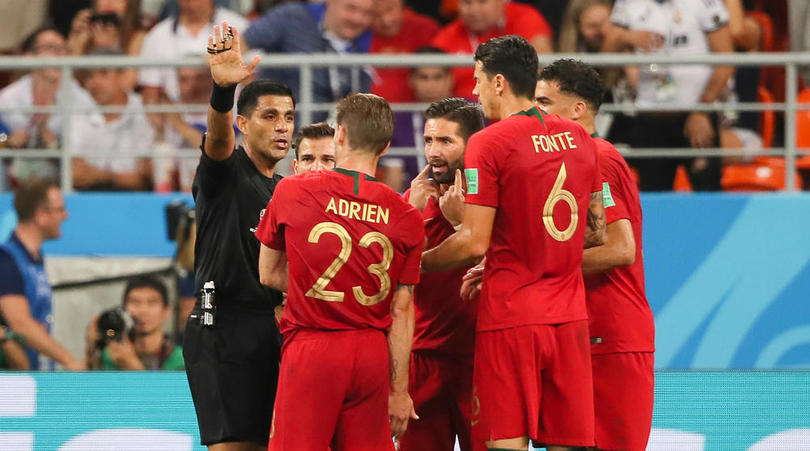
0, 51, 806, 191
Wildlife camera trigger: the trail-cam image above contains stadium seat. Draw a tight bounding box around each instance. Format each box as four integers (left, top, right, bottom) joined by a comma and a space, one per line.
722, 157, 801, 191
672, 165, 693, 192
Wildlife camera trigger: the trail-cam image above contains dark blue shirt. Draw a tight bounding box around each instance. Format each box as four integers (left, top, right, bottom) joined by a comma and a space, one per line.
244, 2, 372, 111
0, 232, 53, 369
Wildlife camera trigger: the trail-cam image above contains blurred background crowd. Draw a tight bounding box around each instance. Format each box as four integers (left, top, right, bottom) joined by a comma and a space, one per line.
0, 0, 806, 195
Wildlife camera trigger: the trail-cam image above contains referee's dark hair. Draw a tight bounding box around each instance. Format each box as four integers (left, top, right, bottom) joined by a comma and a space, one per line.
537, 59, 604, 112
293, 122, 335, 159
237, 80, 295, 117
424, 98, 485, 143
474, 35, 538, 101
123, 276, 169, 307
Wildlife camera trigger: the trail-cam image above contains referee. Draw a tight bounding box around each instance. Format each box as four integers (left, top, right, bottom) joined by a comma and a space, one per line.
183, 22, 293, 451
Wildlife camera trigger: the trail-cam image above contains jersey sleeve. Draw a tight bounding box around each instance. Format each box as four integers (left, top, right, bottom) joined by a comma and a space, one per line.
591, 137, 603, 193
195, 134, 237, 198
0, 250, 25, 299
610, 0, 631, 28
254, 179, 291, 250
600, 156, 631, 224
464, 132, 502, 208
698, 0, 730, 32
397, 209, 425, 286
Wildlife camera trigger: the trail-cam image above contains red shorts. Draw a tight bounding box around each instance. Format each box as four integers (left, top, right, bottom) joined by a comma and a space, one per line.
268, 329, 393, 451
472, 321, 594, 447
592, 352, 654, 451
398, 352, 485, 451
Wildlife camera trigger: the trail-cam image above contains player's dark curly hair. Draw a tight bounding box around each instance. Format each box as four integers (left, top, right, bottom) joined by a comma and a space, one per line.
424, 98, 485, 143
474, 35, 538, 100
237, 80, 295, 117
537, 59, 604, 112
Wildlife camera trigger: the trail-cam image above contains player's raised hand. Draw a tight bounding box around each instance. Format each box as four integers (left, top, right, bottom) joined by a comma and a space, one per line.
206, 22, 260, 87
389, 391, 418, 438
439, 169, 465, 227
408, 164, 440, 212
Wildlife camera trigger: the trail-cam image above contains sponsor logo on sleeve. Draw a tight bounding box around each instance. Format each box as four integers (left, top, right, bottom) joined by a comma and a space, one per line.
465, 169, 479, 195
603, 182, 616, 208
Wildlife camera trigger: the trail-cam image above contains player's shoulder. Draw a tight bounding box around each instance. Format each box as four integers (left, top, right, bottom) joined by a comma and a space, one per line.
595, 137, 629, 166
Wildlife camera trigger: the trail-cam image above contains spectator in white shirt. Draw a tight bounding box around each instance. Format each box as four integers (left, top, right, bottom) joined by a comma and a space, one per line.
604, 0, 735, 191
139, 0, 247, 104
0, 27, 96, 186
69, 50, 154, 191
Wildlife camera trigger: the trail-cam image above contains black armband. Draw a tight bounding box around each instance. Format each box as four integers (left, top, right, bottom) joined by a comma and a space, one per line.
210, 83, 237, 113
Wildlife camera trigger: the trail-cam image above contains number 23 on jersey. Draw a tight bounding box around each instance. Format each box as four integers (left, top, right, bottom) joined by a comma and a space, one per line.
305, 221, 394, 306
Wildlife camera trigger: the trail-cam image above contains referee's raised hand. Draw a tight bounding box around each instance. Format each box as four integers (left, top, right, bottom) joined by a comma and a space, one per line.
206, 21, 260, 87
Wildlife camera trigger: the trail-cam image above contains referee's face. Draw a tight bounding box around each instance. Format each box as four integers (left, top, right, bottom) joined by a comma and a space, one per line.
239, 94, 295, 163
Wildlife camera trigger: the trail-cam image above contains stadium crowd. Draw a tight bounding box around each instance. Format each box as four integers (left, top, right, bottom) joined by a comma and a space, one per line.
0, 0, 802, 193
0, 1, 806, 450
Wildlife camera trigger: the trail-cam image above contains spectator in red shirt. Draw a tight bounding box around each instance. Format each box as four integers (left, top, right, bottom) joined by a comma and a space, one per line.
370, 0, 440, 102
432, 0, 553, 98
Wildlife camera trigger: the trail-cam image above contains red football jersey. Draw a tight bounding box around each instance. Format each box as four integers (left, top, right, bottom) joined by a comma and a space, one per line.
464, 107, 601, 331
255, 169, 425, 334
584, 137, 655, 354
403, 190, 476, 357
431, 2, 551, 99
369, 9, 440, 103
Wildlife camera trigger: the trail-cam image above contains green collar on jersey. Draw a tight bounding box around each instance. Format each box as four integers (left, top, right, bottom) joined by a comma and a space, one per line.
514, 106, 546, 126
332, 167, 380, 195
591, 132, 600, 138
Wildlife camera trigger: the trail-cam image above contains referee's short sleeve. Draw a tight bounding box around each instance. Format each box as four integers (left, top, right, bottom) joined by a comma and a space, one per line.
196, 133, 236, 198
698, 0, 730, 33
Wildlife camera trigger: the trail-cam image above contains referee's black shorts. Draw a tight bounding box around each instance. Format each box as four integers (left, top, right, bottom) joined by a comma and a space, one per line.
183, 304, 281, 446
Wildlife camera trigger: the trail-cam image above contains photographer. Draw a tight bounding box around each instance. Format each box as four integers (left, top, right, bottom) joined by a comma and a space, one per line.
87, 276, 184, 370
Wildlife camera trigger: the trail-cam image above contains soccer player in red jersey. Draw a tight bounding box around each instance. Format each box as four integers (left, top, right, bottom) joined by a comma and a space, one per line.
400, 98, 485, 451
535, 59, 655, 451
255, 93, 424, 451
421, 35, 606, 451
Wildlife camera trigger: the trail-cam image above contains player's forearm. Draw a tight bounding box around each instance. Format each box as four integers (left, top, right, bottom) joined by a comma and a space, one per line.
258, 246, 288, 292
387, 286, 414, 394
582, 242, 634, 274
421, 229, 486, 272
584, 192, 606, 249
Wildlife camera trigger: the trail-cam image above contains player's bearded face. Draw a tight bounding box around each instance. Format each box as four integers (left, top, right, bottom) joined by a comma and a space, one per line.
424, 118, 465, 185
241, 95, 295, 163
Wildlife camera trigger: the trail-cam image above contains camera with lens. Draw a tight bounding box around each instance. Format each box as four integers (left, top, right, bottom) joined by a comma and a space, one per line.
166, 200, 197, 272
165, 200, 195, 242
95, 307, 133, 350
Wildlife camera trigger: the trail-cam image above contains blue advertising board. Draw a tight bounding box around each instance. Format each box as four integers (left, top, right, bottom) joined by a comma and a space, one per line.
0, 372, 808, 450
1, 193, 809, 369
